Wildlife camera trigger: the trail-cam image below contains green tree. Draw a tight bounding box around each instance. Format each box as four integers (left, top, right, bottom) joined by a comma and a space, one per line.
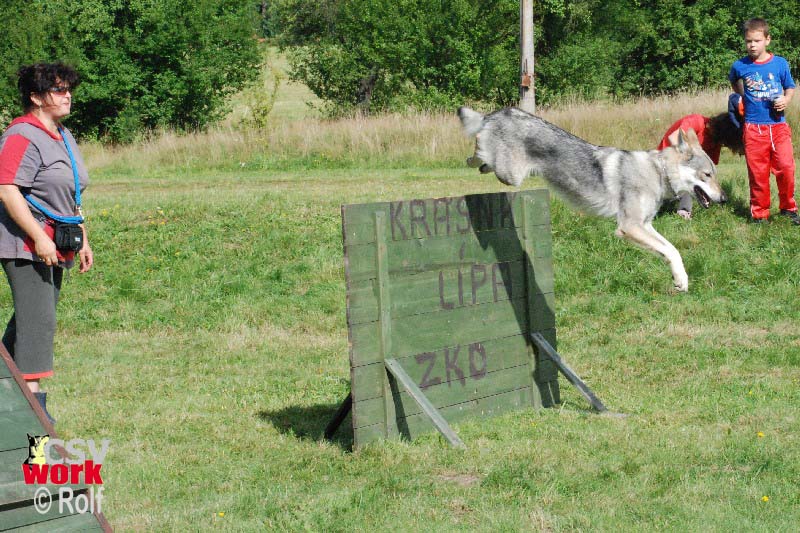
272, 0, 519, 114
0, 0, 261, 141
270, 0, 800, 112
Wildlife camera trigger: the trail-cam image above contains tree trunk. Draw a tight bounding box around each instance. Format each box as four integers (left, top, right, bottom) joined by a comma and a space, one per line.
356, 71, 378, 115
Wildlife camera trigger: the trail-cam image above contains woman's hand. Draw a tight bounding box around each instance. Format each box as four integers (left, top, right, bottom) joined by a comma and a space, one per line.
0, 185, 58, 265
33, 235, 58, 266
78, 230, 93, 273
79, 244, 93, 272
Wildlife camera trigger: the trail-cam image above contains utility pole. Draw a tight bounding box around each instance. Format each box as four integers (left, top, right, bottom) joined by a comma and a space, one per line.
519, 0, 535, 113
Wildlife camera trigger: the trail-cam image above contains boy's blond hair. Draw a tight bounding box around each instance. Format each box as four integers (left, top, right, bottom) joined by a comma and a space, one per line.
743, 18, 769, 37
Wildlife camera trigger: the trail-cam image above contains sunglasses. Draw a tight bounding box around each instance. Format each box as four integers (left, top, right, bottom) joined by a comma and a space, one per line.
48, 86, 72, 95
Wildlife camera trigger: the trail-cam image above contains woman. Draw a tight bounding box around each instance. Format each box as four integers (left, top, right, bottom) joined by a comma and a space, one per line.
0, 62, 94, 424
657, 93, 746, 219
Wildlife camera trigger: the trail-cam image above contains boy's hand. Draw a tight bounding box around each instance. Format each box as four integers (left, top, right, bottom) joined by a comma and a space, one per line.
773, 95, 788, 112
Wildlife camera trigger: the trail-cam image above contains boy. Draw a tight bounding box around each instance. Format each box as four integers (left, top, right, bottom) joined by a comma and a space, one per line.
729, 18, 799, 224
657, 93, 745, 219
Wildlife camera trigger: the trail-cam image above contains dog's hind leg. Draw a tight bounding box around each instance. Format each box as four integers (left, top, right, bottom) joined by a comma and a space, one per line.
615, 223, 689, 292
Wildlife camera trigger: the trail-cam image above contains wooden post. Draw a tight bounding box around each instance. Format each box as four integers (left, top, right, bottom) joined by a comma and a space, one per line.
374, 211, 397, 438
521, 196, 543, 408
519, 0, 536, 113
323, 393, 352, 439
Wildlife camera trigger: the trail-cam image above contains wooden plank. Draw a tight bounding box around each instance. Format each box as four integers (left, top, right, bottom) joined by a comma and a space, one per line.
0, 448, 87, 507
529, 292, 556, 333
354, 386, 534, 448
0, 346, 56, 441
537, 378, 560, 408
353, 364, 531, 429
349, 295, 556, 367
523, 192, 555, 409
351, 333, 552, 403
346, 258, 554, 325
8, 511, 104, 532
384, 358, 466, 449
0, 377, 33, 415
0, 410, 45, 451
342, 190, 551, 245
344, 226, 551, 282
374, 211, 397, 439
0, 501, 82, 530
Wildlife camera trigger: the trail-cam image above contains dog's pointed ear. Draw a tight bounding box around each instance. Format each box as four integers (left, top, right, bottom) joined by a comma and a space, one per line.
684, 127, 701, 145
672, 129, 690, 154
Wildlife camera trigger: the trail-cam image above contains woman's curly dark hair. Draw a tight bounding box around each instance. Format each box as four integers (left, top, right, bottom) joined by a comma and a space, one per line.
17, 62, 80, 112
708, 112, 744, 155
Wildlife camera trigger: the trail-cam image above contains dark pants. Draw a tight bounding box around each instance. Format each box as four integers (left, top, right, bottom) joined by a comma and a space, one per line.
2, 259, 62, 378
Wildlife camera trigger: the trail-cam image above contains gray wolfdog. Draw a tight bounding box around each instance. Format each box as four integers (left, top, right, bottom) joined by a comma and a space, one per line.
458, 106, 727, 292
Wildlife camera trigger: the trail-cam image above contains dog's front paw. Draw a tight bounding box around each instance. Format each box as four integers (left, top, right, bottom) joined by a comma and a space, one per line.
672, 277, 689, 293
466, 155, 482, 168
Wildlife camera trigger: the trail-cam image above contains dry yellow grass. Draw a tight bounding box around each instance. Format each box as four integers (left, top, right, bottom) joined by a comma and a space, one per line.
81, 113, 472, 173
81, 88, 799, 175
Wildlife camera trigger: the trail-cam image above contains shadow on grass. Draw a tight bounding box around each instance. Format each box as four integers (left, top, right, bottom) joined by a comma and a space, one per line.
722, 181, 751, 219
258, 401, 354, 450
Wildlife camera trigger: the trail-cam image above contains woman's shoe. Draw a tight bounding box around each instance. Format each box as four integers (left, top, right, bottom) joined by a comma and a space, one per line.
33, 391, 56, 425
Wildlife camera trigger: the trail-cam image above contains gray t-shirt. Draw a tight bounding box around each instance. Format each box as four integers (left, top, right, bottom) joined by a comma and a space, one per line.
0, 115, 89, 267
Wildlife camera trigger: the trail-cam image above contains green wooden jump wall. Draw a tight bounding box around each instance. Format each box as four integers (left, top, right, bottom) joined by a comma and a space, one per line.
341, 189, 560, 448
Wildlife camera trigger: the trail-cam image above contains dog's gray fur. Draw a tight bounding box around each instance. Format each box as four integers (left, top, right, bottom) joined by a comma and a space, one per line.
458, 106, 727, 292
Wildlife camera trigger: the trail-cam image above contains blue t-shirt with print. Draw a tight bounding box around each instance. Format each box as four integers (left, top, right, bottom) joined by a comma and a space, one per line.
729, 54, 796, 124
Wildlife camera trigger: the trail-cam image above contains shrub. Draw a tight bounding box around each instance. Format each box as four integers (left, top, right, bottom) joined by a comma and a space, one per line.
0, 0, 261, 141
270, 0, 800, 113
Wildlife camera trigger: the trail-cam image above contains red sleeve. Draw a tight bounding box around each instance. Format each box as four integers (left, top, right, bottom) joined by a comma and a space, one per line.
684, 115, 709, 139
657, 115, 709, 151
0, 134, 31, 185
657, 117, 686, 150
681, 116, 721, 164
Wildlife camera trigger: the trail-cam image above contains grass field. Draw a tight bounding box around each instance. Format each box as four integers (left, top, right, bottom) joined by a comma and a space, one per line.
12, 81, 800, 530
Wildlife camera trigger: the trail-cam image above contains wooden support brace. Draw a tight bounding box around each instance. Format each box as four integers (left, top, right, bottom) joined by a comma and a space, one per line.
324, 393, 352, 440
384, 358, 466, 449
529, 332, 607, 412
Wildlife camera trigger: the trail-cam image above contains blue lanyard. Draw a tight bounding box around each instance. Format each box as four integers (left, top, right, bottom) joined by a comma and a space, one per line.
25, 127, 84, 224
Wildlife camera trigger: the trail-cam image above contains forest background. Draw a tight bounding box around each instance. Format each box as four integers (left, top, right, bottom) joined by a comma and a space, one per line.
2, 0, 800, 141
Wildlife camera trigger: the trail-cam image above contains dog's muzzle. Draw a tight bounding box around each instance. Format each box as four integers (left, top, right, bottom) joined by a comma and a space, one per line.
693, 186, 711, 208
694, 186, 726, 208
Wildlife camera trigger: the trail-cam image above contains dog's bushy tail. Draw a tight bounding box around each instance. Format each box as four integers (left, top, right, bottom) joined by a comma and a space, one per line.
458, 107, 484, 137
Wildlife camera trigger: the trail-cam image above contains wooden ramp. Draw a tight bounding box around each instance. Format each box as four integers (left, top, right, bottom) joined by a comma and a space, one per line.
0, 346, 111, 531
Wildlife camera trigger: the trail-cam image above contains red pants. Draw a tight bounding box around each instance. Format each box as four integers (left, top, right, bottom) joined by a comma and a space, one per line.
743, 122, 797, 219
